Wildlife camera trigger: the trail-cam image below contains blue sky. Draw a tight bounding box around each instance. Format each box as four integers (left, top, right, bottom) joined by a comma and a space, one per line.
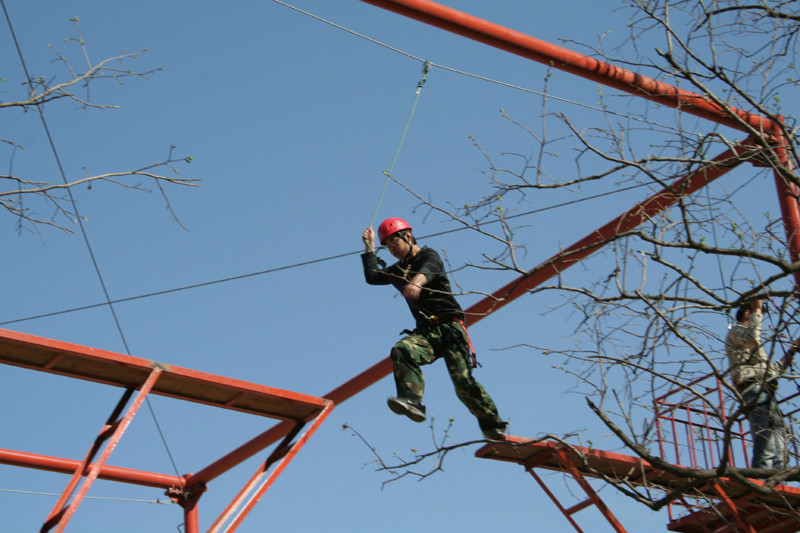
1, 1, 787, 532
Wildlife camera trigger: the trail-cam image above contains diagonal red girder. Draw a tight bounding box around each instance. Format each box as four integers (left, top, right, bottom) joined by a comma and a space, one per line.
323, 143, 750, 409
357, 0, 775, 134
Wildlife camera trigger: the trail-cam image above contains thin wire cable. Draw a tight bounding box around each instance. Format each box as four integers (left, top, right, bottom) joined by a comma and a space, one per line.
1, 249, 366, 325
369, 60, 431, 228
270, 0, 700, 137
2, 181, 651, 326
3, 0, 182, 480
0, 487, 174, 504
3, 1, 128, 349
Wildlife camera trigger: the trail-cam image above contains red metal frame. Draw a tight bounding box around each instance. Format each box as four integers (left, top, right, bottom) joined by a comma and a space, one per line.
0, 448, 182, 489
0, 329, 333, 533
4, 1, 799, 531
43, 371, 162, 533
357, 0, 800, 287
206, 401, 334, 533
349, 2, 799, 532
523, 446, 628, 533
476, 429, 800, 533
653, 373, 800, 531
465, 143, 754, 320
326, 140, 765, 409
358, 0, 773, 132
768, 117, 800, 267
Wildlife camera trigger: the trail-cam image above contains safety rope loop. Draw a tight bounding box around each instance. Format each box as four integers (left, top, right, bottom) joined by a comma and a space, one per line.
368, 60, 433, 229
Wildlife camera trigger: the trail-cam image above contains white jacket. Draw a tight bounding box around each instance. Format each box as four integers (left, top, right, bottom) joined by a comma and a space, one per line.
725, 312, 785, 385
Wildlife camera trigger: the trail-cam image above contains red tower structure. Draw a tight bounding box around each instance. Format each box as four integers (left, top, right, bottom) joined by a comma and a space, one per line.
356, 2, 799, 531
2, 1, 798, 531
0, 329, 333, 533
476, 374, 800, 532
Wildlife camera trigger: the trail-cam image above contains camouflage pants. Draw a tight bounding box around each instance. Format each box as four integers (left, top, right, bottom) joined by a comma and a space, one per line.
389, 321, 503, 431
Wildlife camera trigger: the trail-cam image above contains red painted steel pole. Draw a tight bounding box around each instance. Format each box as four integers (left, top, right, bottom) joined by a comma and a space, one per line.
526, 468, 587, 533
322, 357, 393, 406
357, 0, 774, 134
51, 366, 163, 533
0, 448, 183, 489
183, 501, 199, 533
553, 448, 628, 533
209, 402, 335, 533
768, 119, 800, 283
186, 362, 393, 487
463, 145, 748, 323
42, 387, 135, 532
186, 421, 294, 486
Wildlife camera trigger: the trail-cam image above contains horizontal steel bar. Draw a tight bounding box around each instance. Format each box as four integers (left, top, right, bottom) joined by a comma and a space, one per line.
358, 0, 774, 133
0, 448, 184, 490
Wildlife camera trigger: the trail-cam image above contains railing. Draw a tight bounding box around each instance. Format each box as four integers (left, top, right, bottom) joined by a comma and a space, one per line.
652, 372, 800, 522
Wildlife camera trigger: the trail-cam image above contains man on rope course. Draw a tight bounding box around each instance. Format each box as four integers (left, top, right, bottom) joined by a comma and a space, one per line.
726, 298, 798, 469
361, 217, 507, 440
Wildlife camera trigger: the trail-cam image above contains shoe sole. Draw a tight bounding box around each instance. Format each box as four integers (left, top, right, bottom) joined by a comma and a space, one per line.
387, 398, 426, 423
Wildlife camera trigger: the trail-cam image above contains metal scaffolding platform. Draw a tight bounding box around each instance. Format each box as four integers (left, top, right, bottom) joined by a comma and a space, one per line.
476, 377, 800, 533
0, 328, 333, 533
0, 328, 328, 421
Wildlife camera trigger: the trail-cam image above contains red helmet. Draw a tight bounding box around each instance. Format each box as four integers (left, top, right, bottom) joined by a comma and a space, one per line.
378, 217, 412, 244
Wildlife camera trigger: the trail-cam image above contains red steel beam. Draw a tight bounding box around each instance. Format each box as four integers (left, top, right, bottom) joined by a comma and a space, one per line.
312, 145, 748, 418
0, 328, 328, 422
357, 0, 774, 134
185, 421, 293, 487
768, 119, 800, 279
464, 145, 748, 321
46, 367, 164, 533
185, 363, 393, 489
553, 447, 628, 533
316, 0, 795, 417
208, 401, 335, 533
0, 448, 183, 489
185, 402, 336, 490
183, 504, 199, 533
774, 173, 800, 266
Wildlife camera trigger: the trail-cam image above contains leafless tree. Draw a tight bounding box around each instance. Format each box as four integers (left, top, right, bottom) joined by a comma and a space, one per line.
1, 17, 197, 233
363, 0, 800, 520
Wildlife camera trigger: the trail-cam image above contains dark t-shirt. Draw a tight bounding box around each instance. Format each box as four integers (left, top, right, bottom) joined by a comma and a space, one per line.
362, 246, 464, 328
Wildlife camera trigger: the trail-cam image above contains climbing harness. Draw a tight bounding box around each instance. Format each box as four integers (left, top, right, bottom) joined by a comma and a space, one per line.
368, 60, 432, 231
454, 317, 480, 368
404, 313, 479, 369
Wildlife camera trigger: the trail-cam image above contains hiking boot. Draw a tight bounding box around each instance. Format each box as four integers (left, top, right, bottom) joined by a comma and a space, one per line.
387, 397, 426, 423
481, 423, 508, 441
